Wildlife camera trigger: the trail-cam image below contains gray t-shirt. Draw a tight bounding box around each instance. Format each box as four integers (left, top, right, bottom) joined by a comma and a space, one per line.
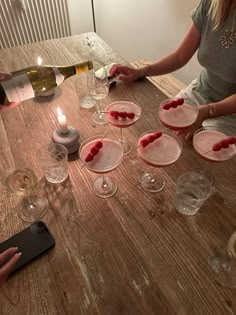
192, 0, 236, 103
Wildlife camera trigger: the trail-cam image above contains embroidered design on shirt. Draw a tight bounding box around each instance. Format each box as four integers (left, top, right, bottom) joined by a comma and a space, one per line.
220, 29, 236, 48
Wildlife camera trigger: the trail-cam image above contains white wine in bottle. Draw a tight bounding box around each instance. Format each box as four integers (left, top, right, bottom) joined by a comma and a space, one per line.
0, 60, 93, 105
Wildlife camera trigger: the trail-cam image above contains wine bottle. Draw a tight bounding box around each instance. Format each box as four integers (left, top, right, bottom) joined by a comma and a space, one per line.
0, 60, 93, 105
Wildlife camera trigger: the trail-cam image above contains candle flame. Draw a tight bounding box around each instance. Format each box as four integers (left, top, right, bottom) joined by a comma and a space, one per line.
37, 56, 43, 65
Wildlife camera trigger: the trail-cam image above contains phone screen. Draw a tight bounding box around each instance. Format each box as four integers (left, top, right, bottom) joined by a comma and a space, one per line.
0, 221, 55, 273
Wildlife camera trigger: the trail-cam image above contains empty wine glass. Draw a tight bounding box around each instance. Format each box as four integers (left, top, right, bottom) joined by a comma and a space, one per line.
88, 63, 109, 125
4, 168, 48, 222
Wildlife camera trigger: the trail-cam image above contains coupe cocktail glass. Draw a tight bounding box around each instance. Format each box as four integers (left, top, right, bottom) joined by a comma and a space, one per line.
80, 135, 124, 198
104, 99, 142, 154
137, 129, 182, 192
159, 98, 199, 130
5, 168, 48, 222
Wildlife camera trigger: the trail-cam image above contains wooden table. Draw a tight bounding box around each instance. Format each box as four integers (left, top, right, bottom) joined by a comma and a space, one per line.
0, 32, 236, 315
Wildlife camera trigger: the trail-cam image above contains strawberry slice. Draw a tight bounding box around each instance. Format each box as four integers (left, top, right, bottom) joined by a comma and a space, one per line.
163, 103, 171, 110
153, 131, 162, 139
127, 112, 135, 119
220, 139, 230, 148
212, 142, 222, 151
176, 98, 184, 105
90, 146, 99, 155
170, 100, 178, 108
140, 138, 149, 147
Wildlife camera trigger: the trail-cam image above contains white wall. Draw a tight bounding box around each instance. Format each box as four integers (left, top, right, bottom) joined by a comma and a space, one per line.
67, 0, 94, 34
93, 0, 202, 85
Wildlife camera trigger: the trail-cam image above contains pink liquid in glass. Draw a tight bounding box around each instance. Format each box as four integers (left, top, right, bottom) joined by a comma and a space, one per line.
137, 133, 182, 167
159, 103, 198, 130
80, 138, 123, 173
105, 100, 141, 128
193, 129, 236, 162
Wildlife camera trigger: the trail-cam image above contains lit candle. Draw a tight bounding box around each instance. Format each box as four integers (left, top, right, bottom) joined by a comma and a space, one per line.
56, 107, 69, 134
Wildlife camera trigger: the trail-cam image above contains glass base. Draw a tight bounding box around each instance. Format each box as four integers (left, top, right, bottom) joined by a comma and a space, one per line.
140, 171, 165, 192
18, 195, 48, 222
208, 250, 236, 288
120, 140, 133, 155
93, 176, 117, 198
92, 111, 107, 125
80, 95, 96, 109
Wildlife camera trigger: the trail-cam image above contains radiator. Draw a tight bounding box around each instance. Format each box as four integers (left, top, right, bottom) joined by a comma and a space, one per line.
0, 0, 71, 49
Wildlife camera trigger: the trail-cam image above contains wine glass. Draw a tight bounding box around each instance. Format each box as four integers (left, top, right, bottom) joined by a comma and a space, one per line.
136, 129, 182, 192
4, 168, 48, 222
80, 134, 123, 198
88, 63, 109, 125
104, 99, 142, 154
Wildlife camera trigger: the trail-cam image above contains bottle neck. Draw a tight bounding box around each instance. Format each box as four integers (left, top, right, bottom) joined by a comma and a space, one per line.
74, 61, 93, 74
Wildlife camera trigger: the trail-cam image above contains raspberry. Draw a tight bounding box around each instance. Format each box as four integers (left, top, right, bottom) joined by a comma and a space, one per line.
153, 131, 162, 139
170, 100, 178, 108
140, 138, 149, 147
148, 135, 156, 143
163, 103, 171, 110
227, 136, 236, 145
176, 98, 184, 105
220, 139, 230, 148
119, 111, 128, 119
95, 141, 103, 149
127, 112, 135, 119
212, 142, 222, 151
110, 110, 119, 119
90, 146, 99, 155
85, 153, 94, 162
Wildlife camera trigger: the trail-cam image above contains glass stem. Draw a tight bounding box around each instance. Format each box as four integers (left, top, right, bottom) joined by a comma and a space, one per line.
102, 175, 108, 189
201, 161, 209, 176
120, 128, 123, 144
98, 99, 102, 113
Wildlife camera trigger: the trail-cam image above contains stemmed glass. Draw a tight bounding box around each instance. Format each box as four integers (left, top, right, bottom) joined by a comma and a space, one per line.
192, 126, 236, 287
136, 129, 182, 192
104, 99, 142, 154
88, 63, 109, 125
80, 134, 123, 198
4, 168, 48, 222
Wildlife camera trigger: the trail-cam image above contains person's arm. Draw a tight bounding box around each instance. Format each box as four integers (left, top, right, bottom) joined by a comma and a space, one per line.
110, 23, 201, 81
180, 94, 236, 139
142, 23, 201, 77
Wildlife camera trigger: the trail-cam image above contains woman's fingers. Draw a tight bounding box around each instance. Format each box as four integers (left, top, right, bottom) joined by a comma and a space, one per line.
0, 247, 18, 265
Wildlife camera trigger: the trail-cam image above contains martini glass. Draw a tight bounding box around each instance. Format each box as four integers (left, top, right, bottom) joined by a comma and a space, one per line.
159, 98, 199, 130
104, 99, 142, 154
5, 168, 48, 222
80, 135, 124, 198
136, 129, 182, 192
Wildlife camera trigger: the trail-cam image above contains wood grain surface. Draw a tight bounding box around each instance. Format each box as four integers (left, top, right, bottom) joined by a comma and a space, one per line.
0, 32, 236, 315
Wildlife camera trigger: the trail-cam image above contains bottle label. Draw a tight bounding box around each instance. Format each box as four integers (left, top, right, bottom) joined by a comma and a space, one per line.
53, 68, 64, 85
1, 74, 35, 102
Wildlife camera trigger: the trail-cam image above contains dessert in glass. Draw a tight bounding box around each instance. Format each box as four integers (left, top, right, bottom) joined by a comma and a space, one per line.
159, 98, 199, 130
137, 129, 182, 192
104, 99, 142, 154
5, 168, 48, 222
80, 135, 123, 198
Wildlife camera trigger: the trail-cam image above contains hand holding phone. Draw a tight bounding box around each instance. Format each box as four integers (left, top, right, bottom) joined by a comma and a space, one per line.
0, 221, 55, 277
0, 248, 21, 287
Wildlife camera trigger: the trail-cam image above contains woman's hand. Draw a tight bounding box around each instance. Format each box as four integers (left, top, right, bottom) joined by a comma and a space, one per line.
176, 105, 209, 140
0, 247, 21, 287
0, 72, 19, 111
109, 64, 142, 82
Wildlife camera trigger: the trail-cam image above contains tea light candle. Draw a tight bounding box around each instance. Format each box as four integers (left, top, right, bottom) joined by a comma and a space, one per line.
57, 107, 69, 134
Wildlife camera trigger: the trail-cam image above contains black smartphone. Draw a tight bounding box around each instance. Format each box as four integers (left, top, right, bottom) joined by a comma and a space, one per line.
0, 221, 55, 274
